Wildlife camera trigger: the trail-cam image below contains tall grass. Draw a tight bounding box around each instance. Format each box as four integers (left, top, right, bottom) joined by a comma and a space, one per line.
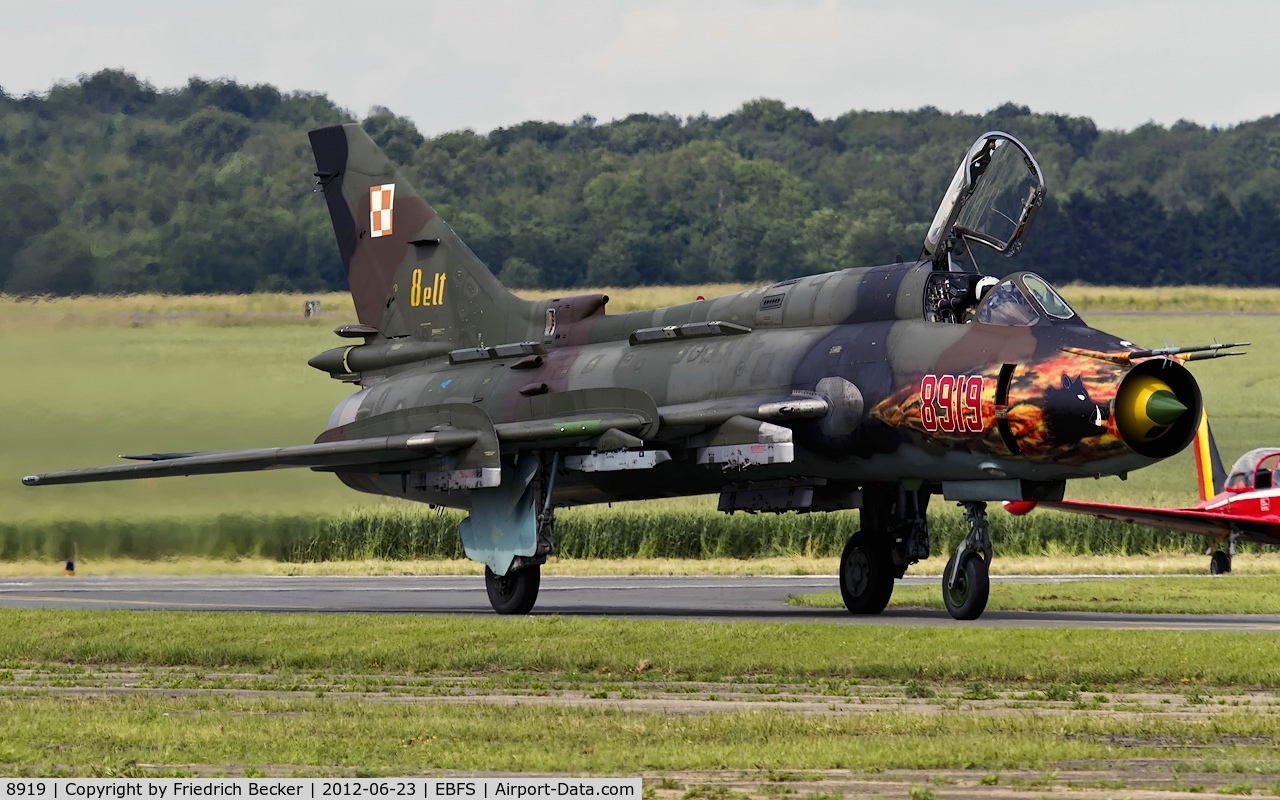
0, 505, 1213, 564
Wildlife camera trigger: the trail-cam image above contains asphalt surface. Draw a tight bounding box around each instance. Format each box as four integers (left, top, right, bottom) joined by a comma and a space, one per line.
2, 574, 1278, 631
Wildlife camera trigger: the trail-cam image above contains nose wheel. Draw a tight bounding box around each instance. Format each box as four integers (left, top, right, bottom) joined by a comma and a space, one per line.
943, 501, 992, 620
943, 551, 989, 620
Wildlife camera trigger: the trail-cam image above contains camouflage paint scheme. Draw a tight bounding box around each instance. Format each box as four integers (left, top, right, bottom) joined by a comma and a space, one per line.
302, 125, 1198, 504
25, 126, 1227, 618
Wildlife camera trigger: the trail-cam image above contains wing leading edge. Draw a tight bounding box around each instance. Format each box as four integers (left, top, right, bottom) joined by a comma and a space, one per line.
22, 430, 480, 487
23, 392, 830, 489
1036, 499, 1280, 545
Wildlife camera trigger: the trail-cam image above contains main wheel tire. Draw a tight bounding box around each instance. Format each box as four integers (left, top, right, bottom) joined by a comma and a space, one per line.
485, 564, 541, 614
1209, 550, 1232, 575
839, 532, 895, 615
942, 551, 990, 620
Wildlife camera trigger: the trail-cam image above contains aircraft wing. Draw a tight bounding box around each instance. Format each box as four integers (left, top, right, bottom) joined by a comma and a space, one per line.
1036, 499, 1280, 544
22, 430, 480, 487
23, 390, 831, 489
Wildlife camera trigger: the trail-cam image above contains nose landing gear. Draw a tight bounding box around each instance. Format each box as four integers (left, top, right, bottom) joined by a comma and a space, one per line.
943, 502, 991, 620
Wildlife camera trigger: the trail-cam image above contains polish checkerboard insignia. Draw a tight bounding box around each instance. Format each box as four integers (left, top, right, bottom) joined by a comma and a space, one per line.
369, 183, 395, 238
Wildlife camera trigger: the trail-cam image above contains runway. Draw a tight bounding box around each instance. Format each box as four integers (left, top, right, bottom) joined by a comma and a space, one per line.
2, 574, 1278, 631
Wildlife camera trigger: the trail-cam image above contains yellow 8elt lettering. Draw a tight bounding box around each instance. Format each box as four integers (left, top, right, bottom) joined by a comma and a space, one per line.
410, 269, 423, 307
408, 270, 446, 307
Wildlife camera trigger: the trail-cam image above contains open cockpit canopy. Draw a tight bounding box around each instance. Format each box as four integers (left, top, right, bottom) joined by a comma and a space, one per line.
1224, 449, 1280, 492
924, 132, 1045, 272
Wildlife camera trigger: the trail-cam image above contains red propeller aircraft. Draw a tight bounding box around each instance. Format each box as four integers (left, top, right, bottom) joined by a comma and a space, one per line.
1005, 411, 1280, 574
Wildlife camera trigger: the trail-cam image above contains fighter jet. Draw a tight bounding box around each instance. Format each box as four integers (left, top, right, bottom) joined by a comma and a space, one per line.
24, 128, 1245, 620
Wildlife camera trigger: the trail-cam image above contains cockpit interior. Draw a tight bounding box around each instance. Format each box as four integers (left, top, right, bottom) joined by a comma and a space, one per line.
924, 271, 1078, 326
1224, 450, 1280, 492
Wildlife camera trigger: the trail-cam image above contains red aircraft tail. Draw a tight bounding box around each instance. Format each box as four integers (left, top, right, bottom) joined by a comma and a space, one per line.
1192, 410, 1228, 502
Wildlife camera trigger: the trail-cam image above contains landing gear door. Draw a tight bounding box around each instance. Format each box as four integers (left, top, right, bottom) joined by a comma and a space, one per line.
923, 131, 1045, 271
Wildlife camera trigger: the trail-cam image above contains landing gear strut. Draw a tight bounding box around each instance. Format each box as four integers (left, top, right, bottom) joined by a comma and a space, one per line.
839, 483, 931, 616
943, 501, 991, 620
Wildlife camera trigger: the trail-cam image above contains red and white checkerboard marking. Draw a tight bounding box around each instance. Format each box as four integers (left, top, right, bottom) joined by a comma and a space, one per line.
370, 183, 395, 238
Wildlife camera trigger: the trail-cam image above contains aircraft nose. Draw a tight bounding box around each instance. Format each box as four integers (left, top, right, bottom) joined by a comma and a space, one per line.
1116, 373, 1187, 443
1145, 389, 1188, 426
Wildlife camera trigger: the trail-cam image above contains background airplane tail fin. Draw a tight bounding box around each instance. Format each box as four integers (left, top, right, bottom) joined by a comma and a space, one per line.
1192, 410, 1228, 501
309, 123, 533, 346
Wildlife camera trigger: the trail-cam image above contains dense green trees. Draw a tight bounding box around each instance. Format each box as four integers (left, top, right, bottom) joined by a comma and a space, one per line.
2, 72, 1278, 294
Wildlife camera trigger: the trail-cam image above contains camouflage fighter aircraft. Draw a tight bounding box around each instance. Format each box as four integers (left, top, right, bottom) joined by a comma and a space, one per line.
24, 128, 1246, 620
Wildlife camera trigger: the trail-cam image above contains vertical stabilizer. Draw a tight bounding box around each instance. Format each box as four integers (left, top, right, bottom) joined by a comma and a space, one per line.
1192, 410, 1228, 501
309, 124, 534, 346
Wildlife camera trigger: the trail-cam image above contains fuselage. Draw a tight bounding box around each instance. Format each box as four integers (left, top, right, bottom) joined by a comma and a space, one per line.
326, 260, 1202, 508
1200, 448, 1280, 540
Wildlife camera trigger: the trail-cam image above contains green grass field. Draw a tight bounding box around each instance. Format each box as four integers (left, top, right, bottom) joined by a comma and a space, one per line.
1, 608, 1277, 685
3, 610, 1280, 780
3, 695, 1278, 777
3, 289, 1277, 562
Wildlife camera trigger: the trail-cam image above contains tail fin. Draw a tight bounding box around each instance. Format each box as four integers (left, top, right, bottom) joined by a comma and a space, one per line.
309, 124, 534, 346
1192, 409, 1228, 501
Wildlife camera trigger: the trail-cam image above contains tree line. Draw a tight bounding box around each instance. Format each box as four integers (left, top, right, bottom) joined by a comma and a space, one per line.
2, 69, 1278, 295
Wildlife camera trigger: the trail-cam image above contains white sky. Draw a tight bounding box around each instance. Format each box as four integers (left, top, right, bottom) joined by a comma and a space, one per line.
4, 0, 1278, 136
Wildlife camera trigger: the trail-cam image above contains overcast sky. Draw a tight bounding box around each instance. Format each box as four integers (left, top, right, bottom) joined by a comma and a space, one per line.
5, 0, 1278, 136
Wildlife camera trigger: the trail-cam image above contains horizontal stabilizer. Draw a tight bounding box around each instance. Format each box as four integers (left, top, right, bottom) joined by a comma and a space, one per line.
23, 430, 478, 487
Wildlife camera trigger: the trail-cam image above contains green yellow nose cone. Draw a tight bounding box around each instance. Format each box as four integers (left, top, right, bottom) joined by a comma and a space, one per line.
1145, 390, 1187, 425
1116, 374, 1188, 443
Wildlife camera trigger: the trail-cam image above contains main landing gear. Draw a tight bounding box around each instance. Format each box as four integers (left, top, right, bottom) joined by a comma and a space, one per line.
835, 487, 994, 621
943, 502, 991, 620
474, 453, 559, 615
1209, 551, 1231, 575
839, 484, 930, 616
839, 532, 894, 614
1208, 530, 1238, 575
485, 565, 541, 614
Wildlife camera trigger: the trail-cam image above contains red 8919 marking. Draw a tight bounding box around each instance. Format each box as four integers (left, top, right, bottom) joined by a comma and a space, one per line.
920, 375, 985, 433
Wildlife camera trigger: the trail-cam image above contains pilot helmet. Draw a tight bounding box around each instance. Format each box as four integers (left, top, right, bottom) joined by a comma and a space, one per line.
975, 276, 1000, 300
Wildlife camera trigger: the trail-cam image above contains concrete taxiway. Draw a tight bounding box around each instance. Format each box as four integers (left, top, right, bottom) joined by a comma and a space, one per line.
1, 574, 1278, 631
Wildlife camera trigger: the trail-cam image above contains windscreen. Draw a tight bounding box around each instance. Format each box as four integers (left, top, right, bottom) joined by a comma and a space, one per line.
976, 279, 1039, 326
1021, 274, 1076, 320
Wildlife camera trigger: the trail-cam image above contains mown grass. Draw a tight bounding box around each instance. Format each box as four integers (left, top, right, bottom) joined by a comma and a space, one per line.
1, 694, 1278, 775
789, 575, 1280, 615
2, 609, 1280, 687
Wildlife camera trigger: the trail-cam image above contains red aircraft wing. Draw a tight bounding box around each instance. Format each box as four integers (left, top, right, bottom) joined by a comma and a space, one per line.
1035, 499, 1280, 545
